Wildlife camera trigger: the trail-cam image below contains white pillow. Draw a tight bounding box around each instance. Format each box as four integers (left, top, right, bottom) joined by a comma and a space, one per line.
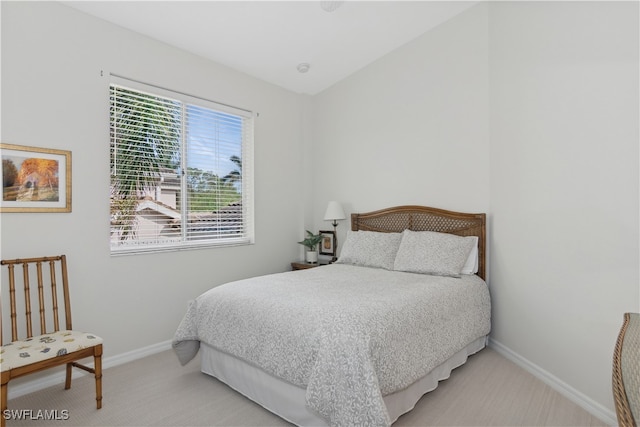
335, 230, 403, 270
393, 230, 475, 278
460, 236, 479, 275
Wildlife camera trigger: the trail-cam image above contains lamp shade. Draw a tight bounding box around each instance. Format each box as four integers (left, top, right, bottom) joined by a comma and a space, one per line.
324, 201, 346, 221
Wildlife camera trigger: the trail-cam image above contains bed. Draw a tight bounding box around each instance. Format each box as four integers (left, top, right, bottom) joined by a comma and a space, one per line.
173, 205, 491, 426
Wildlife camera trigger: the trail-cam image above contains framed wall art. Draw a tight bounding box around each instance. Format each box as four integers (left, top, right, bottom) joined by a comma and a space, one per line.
319, 230, 336, 258
1, 143, 72, 213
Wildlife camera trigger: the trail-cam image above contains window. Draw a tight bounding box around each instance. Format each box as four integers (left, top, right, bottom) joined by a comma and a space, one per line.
109, 76, 254, 254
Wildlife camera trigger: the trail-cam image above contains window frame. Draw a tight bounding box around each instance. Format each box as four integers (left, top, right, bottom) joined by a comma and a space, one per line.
109, 76, 255, 255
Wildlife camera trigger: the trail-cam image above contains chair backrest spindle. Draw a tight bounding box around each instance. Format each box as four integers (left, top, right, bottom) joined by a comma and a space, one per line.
50, 259, 61, 331
36, 261, 47, 335
60, 255, 72, 330
6, 263, 18, 342
22, 261, 34, 338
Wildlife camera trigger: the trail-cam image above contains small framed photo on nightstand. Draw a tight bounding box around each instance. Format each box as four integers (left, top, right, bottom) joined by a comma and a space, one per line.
319, 230, 336, 257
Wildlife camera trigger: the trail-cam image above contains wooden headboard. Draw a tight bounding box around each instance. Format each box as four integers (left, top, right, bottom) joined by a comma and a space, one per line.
351, 205, 486, 280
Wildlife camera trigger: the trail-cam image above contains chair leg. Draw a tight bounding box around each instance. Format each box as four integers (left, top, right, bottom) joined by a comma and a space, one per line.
95, 345, 103, 409
1, 379, 8, 427
65, 362, 73, 389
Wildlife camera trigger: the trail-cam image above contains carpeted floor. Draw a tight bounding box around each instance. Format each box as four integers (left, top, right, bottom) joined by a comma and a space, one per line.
4, 347, 607, 426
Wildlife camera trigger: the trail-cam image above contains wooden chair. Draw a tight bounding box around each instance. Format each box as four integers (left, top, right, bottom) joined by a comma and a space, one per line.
613, 312, 639, 427
1, 255, 103, 427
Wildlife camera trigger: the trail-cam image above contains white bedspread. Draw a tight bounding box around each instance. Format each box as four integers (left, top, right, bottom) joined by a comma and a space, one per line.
172, 264, 491, 427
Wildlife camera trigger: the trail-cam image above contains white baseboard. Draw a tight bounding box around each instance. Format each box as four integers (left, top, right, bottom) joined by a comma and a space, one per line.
7, 339, 172, 400
489, 338, 617, 426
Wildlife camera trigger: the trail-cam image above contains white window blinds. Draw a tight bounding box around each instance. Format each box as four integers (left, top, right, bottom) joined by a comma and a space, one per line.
109, 76, 254, 254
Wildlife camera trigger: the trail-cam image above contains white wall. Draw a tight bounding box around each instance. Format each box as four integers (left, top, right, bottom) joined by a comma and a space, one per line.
311, 1, 639, 422
1, 1, 307, 361
312, 3, 491, 239
488, 0, 639, 418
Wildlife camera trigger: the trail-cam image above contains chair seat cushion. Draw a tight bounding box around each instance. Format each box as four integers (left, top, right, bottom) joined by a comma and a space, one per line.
1, 330, 103, 372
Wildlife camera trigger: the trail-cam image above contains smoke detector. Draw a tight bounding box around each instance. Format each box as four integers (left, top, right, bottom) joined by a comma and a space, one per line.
321, 1, 344, 12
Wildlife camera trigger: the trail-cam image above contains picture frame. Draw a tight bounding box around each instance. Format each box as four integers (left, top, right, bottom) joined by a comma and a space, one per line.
319, 230, 336, 257
1, 143, 72, 213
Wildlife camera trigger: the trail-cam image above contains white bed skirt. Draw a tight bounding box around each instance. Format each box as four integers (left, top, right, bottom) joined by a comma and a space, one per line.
200, 336, 488, 426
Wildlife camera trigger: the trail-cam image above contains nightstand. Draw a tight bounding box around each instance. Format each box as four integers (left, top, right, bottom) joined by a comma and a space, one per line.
291, 261, 322, 271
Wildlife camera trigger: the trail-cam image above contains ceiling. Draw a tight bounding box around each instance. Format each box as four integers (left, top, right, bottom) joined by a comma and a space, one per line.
64, 1, 478, 95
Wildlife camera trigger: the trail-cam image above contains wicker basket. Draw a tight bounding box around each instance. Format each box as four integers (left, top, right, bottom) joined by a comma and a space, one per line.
613, 312, 639, 427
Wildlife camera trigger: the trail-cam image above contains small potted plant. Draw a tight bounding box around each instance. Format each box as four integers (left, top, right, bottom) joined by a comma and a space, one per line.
298, 230, 323, 263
